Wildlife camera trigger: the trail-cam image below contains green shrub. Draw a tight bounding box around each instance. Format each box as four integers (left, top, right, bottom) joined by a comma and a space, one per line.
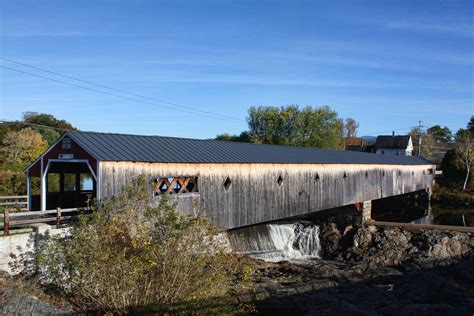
36, 176, 238, 313
432, 184, 473, 206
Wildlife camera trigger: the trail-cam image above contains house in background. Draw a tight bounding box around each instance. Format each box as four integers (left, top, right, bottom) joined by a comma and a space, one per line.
344, 137, 374, 153
374, 134, 413, 156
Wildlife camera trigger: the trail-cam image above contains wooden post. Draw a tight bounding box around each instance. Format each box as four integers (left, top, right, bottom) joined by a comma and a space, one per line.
26, 175, 31, 211
56, 207, 61, 229
3, 210, 9, 236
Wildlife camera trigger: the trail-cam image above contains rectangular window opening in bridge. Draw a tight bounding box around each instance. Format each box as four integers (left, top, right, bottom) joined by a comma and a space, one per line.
427, 168, 433, 175
154, 176, 198, 195
47, 173, 60, 193
80, 173, 94, 191
64, 173, 77, 192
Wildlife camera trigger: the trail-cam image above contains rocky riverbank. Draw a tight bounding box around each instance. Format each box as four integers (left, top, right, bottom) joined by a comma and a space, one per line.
236, 224, 474, 315
1, 224, 473, 314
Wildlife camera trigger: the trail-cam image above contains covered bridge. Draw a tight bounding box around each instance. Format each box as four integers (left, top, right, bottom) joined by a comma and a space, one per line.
25, 131, 435, 229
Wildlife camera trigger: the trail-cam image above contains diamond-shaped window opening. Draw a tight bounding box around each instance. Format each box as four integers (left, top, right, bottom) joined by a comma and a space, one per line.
315, 173, 320, 181
343, 172, 347, 179
157, 181, 168, 195
365, 171, 369, 178
171, 179, 182, 194
277, 175, 283, 187
186, 178, 197, 192
223, 177, 232, 192
155, 177, 199, 195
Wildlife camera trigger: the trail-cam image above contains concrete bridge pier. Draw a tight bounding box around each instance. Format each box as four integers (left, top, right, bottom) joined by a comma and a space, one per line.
355, 200, 372, 224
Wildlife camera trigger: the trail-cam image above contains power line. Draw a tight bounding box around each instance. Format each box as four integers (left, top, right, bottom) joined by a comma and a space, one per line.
0, 118, 73, 132
364, 125, 415, 136
0, 59, 245, 123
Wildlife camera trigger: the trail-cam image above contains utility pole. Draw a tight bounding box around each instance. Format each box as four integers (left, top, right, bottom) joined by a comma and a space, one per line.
418, 120, 423, 156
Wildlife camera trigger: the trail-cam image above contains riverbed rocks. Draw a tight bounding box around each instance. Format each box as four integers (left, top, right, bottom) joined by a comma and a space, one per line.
240, 224, 474, 314
321, 224, 474, 268
318, 223, 342, 257
250, 256, 474, 315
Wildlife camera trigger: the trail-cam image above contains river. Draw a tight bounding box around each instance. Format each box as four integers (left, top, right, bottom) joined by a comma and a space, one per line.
371, 201, 473, 227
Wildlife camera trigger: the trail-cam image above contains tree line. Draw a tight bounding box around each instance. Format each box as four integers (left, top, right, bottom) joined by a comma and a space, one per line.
0, 108, 471, 195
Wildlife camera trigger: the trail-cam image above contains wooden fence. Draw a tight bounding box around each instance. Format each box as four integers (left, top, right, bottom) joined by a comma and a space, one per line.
0, 195, 28, 212
2, 208, 90, 236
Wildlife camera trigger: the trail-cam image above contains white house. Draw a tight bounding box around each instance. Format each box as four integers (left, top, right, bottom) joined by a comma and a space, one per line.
374, 135, 413, 156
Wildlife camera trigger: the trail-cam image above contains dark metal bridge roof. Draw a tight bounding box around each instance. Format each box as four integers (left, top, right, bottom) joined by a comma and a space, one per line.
66, 131, 432, 165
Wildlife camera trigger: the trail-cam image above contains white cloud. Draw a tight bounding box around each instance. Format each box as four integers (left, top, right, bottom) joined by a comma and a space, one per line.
384, 21, 474, 37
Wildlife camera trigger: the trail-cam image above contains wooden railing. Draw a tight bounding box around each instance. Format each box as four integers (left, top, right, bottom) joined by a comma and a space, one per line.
2, 207, 90, 236
0, 195, 28, 212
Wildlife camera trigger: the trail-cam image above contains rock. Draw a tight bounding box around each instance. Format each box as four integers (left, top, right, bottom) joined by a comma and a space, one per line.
0, 285, 72, 315
353, 225, 377, 248
334, 225, 473, 268
395, 272, 468, 305
242, 222, 474, 315
319, 223, 342, 257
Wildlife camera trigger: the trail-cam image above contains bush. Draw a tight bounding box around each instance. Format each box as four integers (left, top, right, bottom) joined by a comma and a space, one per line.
432, 184, 473, 206
36, 176, 237, 313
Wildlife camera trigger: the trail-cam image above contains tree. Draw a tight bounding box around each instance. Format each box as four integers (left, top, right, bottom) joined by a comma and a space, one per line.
409, 127, 436, 160
22, 112, 76, 130
0, 128, 48, 195
344, 118, 359, 138
0, 128, 48, 172
468, 116, 474, 134
440, 149, 465, 188
247, 105, 343, 149
0, 112, 76, 146
35, 128, 61, 146
23, 112, 76, 146
215, 131, 251, 142
427, 125, 453, 142
455, 129, 473, 191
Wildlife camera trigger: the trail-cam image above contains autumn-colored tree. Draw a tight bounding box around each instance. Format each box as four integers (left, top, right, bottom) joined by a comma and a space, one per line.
0, 128, 48, 194
1, 128, 48, 172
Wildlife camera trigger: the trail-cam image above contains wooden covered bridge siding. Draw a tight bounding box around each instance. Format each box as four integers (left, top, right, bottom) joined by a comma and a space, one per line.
99, 161, 435, 229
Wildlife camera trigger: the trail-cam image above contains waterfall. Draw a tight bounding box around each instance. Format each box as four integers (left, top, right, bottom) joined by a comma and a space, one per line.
227, 222, 321, 262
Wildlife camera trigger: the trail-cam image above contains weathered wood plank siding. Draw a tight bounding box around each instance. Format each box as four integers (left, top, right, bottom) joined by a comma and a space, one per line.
99, 162, 435, 229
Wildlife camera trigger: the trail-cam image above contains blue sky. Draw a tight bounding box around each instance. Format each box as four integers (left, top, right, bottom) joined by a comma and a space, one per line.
0, 0, 472, 139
